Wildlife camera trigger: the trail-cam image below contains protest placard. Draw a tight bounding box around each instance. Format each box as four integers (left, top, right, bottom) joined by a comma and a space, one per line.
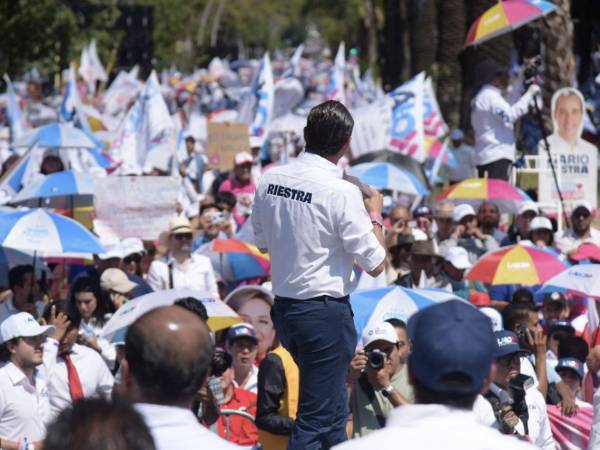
207, 122, 250, 170
93, 176, 178, 240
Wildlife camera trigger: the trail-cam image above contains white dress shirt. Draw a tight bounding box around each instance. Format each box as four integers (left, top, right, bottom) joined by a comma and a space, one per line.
79, 319, 116, 370
0, 362, 51, 441
471, 84, 534, 166
252, 151, 386, 299
43, 342, 114, 417
332, 403, 534, 450
554, 226, 600, 255
147, 253, 219, 297
135, 403, 239, 450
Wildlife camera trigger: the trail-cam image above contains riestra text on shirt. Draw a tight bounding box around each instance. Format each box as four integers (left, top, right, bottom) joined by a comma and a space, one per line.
266, 183, 313, 204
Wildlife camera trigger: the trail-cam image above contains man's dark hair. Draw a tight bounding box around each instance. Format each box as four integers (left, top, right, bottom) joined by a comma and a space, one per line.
385, 318, 407, 330
199, 203, 222, 216
502, 303, 535, 333
125, 309, 214, 405
558, 336, 589, 362
411, 373, 478, 410
43, 300, 80, 329
43, 398, 156, 450
511, 288, 535, 307
214, 191, 236, 211
185, 136, 195, 143
174, 297, 209, 322
68, 276, 112, 326
0, 338, 19, 362
304, 100, 354, 157
8, 265, 34, 291
40, 154, 65, 175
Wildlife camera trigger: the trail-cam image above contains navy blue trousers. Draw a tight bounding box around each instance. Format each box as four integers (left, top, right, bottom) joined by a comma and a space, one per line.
272, 296, 356, 450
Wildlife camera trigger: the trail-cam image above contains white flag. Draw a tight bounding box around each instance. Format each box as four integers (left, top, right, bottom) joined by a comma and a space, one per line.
248, 53, 275, 148
326, 42, 346, 105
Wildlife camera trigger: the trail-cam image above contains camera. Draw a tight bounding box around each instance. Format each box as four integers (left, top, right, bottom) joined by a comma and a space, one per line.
366, 349, 387, 370
523, 55, 542, 87
206, 211, 225, 225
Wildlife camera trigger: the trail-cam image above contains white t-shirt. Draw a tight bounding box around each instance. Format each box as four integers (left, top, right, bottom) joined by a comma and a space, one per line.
147, 253, 219, 297
252, 151, 386, 299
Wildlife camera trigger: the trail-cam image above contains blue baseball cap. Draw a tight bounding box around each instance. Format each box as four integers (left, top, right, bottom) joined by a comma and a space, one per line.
556, 357, 584, 380
226, 323, 258, 345
413, 205, 432, 218
493, 330, 530, 358
407, 300, 494, 395
548, 321, 575, 337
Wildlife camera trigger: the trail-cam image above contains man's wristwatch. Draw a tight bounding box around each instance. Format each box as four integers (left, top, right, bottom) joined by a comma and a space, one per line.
381, 385, 395, 398
369, 211, 384, 228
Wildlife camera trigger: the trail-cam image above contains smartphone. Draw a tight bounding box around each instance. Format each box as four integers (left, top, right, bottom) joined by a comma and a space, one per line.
208, 376, 224, 404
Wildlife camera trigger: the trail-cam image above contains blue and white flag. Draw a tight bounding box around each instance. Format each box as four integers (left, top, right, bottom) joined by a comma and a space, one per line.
3, 75, 25, 142
326, 42, 346, 105
248, 53, 274, 148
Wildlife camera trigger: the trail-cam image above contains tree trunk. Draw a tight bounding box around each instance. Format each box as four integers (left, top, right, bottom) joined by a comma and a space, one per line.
540, 0, 576, 130
436, 0, 465, 129
364, 0, 379, 79
409, 0, 437, 75
381, 0, 408, 89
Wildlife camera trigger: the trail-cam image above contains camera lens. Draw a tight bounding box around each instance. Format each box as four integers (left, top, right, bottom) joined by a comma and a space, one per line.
368, 350, 385, 370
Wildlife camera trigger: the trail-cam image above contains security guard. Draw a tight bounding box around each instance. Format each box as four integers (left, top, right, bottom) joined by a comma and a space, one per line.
252, 100, 386, 450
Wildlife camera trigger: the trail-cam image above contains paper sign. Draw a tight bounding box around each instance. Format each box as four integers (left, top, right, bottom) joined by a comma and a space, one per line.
93, 176, 178, 240
207, 123, 249, 170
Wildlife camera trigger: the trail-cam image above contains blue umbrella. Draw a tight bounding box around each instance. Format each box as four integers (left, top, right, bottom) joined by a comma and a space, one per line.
14, 123, 97, 149
0, 208, 104, 254
350, 286, 466, 342
11, 170, 95, 208
347, 162, 429, 195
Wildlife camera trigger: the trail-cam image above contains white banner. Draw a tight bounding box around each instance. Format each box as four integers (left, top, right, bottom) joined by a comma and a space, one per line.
93, 176, 178, 240
351, 99, 392, 158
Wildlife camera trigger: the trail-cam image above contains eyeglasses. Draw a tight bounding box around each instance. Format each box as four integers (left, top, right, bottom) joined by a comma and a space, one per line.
123, 254, 142, 265
573, 211, 590, 220
173, 233, 193, 241
497, 353, 520, 367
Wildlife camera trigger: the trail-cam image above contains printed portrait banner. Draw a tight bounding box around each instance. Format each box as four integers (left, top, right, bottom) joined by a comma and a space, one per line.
93, 176, 178, 240
207, 122, 250, 170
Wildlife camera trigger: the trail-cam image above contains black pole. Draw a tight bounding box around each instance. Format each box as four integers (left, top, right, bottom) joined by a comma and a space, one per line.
531, 99, 570, 228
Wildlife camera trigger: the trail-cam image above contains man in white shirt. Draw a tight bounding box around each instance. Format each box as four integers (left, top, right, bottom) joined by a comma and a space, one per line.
147, 216, 218, 297
252, 101, 386, 449
471, 61, 540, 181
334, 301, 532, 450
41, 301, 114, 418
554, 200, 600, 255
120, 305, 238, 450
485, 330, 555, 449
0, 265, 44, 325
0, 312, 55, 449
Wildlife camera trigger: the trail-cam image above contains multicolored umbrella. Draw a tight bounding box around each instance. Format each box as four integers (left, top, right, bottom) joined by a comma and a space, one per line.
350, 286, 467, 341
101, 289, 241, 342
346, 162, 429, 196
14, 123, 97, 149
465, 0, 558, 47
0, 208, 104, 254
434, 177, 533, 213
11, 170, 95, 208
465, 244, 568, 285
208, 239, 270, 281
541, 264, 600, 299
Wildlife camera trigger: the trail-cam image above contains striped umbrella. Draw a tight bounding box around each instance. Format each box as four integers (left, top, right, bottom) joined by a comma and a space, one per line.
350, 286, 467, 341
208, 239, 270, 281
434, 177, 532, 213
465, 244, 568, 285
0, 208, 104, 254
14, 123, 97, 149
346, 162, 429, 196
465, 0, 557, 47
11, 170, 95, 208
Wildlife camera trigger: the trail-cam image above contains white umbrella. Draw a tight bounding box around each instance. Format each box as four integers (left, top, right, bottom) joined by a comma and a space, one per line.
541, 264, 600, 298
101, 289, 241, 342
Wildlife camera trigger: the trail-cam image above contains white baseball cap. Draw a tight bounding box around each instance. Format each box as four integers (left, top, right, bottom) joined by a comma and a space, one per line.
517, 201, 539, 216
234, 151, 253, 166
0, 312, 54, 344
100, 268, 138, 294
572, 199, 593, 215
530, 216, 553, 232
453, 204, 476, 223
479, 307, 503, 332
121, 237, 145, 258
445, 246, 472, 270
362, 322, 399, 348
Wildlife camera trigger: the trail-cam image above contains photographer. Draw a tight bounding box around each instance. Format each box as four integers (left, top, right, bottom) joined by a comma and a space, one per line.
191, 203, 233, 252
486, 330, 555, 449
471, 60, 540, 181
348, 321, 413, 438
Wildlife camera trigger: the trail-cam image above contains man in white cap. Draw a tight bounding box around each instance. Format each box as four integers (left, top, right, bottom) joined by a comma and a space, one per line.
501, 201, 538, 246
438, 204, 498, 262
120, 238, 153, 298
438, 247, 487, 302
348, 321, 413, 438
147, 216, 218, 297
0, 311, 62, 448
219, 151, 257, 227
555, 200, 600, 255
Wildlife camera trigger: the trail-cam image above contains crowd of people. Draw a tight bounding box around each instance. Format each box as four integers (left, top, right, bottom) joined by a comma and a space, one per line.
2, 26, 600, 450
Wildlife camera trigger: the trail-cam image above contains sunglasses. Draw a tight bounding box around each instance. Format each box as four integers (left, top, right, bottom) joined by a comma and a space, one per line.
173, 233, 193, 241
123, 254, 142, 265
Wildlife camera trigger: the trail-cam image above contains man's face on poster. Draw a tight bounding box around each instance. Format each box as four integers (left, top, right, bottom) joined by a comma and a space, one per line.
555, 94, 583, 145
